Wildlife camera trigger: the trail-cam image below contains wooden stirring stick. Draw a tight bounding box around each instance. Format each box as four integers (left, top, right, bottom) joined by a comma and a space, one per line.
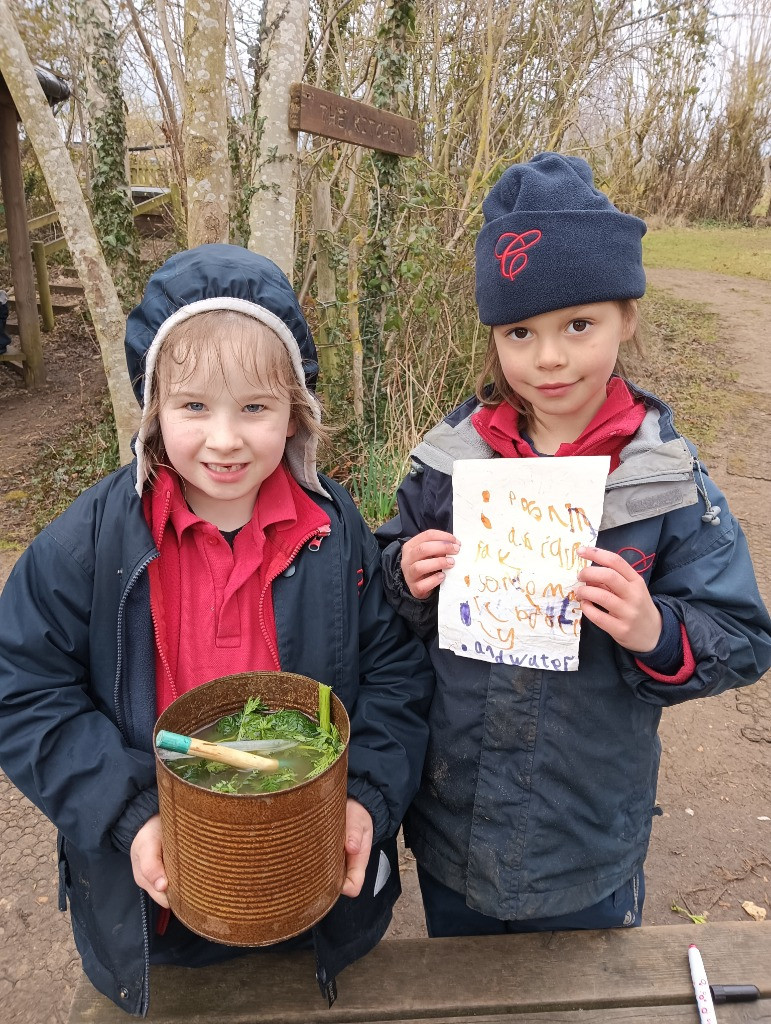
156, 730, 280, 772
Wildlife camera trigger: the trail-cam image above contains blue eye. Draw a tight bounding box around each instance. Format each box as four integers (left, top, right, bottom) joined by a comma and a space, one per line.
185, 402, 205, 412
244, 403, 265, 414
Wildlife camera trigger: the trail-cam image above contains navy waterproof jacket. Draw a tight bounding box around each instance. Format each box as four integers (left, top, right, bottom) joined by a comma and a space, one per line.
377, 383, 771, 921
0, 243, 434, 1016
0, 463, 433, 1014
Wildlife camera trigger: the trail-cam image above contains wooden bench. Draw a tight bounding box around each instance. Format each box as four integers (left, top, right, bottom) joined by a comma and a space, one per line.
67, 921, 770, 1023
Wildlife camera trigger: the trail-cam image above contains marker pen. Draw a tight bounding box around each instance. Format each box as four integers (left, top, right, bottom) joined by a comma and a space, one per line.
688, 944, 718, 1024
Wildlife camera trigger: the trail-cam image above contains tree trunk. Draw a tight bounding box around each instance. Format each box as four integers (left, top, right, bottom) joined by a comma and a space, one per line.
125, 0, 187, 217
183, 0, 230, 246
0, 0, 138, 463
74, 0, 141, 307
0, 80, 45, 386
247, 0, 309, 282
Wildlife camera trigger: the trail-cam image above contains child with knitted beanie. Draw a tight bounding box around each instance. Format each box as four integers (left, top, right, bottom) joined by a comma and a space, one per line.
377, 152, 771, 935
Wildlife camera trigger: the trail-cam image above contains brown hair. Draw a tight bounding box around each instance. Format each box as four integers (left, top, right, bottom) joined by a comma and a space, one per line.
141, 310, 328, 483
474, 299, 644, 429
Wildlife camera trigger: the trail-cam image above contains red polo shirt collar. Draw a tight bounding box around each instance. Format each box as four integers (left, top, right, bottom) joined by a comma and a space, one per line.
472, 376, 646, 471
143, 463, 329, 712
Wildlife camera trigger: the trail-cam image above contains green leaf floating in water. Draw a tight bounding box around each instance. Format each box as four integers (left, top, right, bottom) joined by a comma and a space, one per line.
172, 692, 344, 794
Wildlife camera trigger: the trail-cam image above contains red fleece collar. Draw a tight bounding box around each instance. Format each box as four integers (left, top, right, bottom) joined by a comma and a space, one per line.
143, 462, 327, 550
472, 377, 647, 471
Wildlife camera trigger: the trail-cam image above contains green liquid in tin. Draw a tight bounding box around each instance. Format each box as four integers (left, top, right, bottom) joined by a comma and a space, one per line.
166, 696, 343, 795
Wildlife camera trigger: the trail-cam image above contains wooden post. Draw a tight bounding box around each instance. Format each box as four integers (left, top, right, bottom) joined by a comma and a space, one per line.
32, 240, 54, 331
0, 78, 45, 386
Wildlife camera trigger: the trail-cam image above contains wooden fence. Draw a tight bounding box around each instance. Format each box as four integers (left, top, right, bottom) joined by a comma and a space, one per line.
0, 185, 178, 333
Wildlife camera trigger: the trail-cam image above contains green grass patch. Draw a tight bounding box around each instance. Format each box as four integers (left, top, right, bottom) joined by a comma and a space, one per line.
643, 226, 771, 281
626, 287, 734, 452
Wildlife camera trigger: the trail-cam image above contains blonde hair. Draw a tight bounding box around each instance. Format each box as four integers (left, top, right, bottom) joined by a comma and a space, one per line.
475, 299, 643, 429
141, 310, 328, 484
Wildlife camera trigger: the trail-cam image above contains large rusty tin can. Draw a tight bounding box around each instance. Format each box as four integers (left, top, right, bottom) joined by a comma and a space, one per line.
154, 671, 349, 946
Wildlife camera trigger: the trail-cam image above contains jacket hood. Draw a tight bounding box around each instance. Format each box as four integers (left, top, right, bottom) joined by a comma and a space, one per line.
124, 244, 327, 498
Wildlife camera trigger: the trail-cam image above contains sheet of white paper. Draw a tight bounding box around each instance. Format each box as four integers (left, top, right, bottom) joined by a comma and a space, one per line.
438, 456, 610, 671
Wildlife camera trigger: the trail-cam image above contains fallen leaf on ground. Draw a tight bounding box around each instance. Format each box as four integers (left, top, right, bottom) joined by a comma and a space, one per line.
671, 904, 708, 924
741, 901, 767, 921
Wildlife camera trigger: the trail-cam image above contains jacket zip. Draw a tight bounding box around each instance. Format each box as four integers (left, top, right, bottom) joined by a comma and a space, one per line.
113, 521, 329, 1014
146, 487, 178, 702
605, 468, 693, 491
113, 552, 159, 736
113, 549, 158, 1018
258, 525, 331, 667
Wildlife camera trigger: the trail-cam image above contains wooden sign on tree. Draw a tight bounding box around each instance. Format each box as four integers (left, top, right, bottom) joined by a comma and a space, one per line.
289, 83, 417, 157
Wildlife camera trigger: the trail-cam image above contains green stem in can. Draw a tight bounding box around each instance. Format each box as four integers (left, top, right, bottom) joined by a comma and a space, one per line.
319, 683, 331, 735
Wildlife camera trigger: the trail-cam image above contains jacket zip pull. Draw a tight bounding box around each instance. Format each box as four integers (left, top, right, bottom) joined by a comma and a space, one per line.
308, 525, 331, 552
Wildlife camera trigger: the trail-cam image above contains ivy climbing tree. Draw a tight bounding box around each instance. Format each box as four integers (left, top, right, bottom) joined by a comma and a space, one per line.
361, 0, 416, 425
74, 0, 141, 308
0, 0, 138, 462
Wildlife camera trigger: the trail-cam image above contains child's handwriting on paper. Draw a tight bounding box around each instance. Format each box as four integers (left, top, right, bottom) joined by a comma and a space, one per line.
438, 457, 610, 669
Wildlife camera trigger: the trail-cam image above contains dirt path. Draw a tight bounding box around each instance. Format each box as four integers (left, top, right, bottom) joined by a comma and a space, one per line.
1, 268, 770, 1023
629, 269, 771, 925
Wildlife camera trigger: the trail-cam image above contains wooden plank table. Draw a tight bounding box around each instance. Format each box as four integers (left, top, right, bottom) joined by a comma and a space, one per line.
67, 922, 770, 1023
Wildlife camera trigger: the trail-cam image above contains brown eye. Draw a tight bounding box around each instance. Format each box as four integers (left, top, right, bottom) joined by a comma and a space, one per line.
570, 320, 589, 333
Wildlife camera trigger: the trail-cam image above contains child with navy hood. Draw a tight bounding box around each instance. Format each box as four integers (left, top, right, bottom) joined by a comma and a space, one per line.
0, 244, 434, 1015
377, 152, 771, 936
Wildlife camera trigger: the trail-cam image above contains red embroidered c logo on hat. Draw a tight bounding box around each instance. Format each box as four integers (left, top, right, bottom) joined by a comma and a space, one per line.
495, 229, 542, 280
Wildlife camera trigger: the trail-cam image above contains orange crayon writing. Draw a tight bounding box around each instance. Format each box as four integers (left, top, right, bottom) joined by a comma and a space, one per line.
547, 504, 593, 534
475, 541, 491, 561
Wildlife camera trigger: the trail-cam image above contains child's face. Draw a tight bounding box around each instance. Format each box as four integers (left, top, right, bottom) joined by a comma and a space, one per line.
158, 337, 296, 530
491, 301, 632, 442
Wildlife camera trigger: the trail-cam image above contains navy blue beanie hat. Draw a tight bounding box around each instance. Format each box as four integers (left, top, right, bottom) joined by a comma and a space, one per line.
475, 152, 646, 325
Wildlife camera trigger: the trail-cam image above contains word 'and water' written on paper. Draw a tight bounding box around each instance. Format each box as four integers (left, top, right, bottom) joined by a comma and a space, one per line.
437, 457, 610, 671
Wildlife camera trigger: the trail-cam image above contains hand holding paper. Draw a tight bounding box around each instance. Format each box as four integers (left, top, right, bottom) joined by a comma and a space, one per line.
575, 545, 663, 653
402, 529, 460, 599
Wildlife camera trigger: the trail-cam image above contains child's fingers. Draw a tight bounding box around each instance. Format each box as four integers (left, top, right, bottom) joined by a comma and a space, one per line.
130, 814, 170, 908
404, 529, 460, 552
576, 566, 630, 597
574, 583, 624, 614
402, 531, 459, 566
578, 545, 640, 582
576, 581, 663, 652
341, 800, 373, 898
402, 532, 460, 598
404, 561, 453, 599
